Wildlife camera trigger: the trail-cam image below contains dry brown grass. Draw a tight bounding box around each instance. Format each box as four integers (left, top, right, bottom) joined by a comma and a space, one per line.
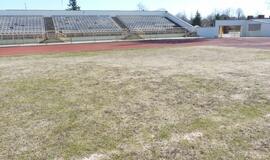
0, 46, 270, 160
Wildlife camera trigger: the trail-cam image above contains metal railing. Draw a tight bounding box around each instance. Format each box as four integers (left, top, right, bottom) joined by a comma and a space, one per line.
0, 32, 45, 45
0, 27, 191, 45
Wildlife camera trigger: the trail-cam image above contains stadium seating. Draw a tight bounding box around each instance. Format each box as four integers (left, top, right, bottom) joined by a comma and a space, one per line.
117, 15, 183, 33
0, 11, 192, 44
52, 15, 123, 35
0, 16, 45, 38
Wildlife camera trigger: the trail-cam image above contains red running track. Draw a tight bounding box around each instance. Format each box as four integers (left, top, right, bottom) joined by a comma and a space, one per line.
0, 38, 270, 57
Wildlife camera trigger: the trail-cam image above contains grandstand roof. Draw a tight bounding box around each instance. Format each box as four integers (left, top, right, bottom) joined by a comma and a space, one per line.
0, 10, 168, 16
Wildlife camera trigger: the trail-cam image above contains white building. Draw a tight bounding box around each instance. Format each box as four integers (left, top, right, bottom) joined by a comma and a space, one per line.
197, 18, 270, 38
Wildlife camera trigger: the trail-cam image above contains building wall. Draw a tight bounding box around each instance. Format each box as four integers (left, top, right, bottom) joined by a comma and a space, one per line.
215, 20, 246, 37
245, 23, 270, 37
197, 20, 270, 38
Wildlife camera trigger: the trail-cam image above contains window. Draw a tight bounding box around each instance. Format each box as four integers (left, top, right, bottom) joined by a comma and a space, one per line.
248, 24, 261, 31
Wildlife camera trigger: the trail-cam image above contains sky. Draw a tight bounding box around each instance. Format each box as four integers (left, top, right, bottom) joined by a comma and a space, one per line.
1, 0, 269, 17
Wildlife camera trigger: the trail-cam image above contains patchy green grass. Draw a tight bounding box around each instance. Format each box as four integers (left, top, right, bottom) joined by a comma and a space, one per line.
0, 46, 270, 159
189, 118, 218, 131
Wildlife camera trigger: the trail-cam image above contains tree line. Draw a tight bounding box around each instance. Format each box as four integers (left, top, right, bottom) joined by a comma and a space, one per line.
66, 0, 266, 28
176, 8, 247, 27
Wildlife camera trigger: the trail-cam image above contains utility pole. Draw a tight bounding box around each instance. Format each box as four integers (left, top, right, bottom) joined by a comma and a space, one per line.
24, 3, 27, 10
61, 0, 64, 9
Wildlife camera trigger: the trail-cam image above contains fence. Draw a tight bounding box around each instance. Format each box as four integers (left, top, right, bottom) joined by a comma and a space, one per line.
0, 27, 192, 45
0, 33, 45, 45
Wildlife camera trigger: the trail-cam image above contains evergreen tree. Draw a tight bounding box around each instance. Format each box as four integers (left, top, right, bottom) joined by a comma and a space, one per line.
67, 0, 80, 11
192, 11, 202, 26
215, 13, 221, 20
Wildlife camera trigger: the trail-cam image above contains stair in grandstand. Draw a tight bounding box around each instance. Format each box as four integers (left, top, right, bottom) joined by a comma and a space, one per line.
44, 17, 55, 31
165, 17, 182, 27
165, 17, 192, 36
42, 17, 63, 43
112, 17, 129, 31
112, 17, 143, 40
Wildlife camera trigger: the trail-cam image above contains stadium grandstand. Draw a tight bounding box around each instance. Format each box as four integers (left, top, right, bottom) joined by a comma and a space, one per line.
0, 10, 194, 45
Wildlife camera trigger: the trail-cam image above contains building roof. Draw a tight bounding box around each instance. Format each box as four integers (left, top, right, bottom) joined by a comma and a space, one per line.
251, 19, 270, 24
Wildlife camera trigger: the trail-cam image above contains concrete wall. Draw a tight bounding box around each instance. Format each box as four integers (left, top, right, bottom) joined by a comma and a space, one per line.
196, 27, 218, 38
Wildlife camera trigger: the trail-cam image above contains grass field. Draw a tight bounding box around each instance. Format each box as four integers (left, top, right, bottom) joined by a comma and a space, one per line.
0, 46, 270, 160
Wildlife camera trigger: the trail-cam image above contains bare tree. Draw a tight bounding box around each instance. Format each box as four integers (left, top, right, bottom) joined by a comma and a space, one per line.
236, 8, 245, 19
206, 13, 216, 26
137, 2, 147, 11
201, 18, 212, 27
156, 8, 167, 12
199, 8, 247, 27
223, 8, 232, 17
267, 0, 270, 8
217, 8, 233, 20
176, 12, 190, 23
